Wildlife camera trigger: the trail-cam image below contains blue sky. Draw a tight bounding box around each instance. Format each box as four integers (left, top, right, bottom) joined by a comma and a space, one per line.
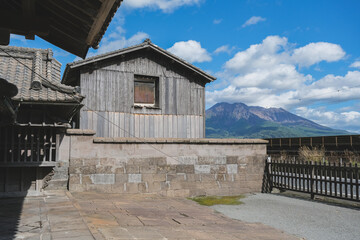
10, 0, 360, 133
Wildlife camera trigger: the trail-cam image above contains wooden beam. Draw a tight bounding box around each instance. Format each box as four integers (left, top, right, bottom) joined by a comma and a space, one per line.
86, 0, 117, 47
0, 30, 10, 45
0, 11, 49, 36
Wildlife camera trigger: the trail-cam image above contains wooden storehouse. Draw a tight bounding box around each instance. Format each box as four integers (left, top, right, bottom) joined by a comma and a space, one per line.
0, 46, 83, 195
62, 39, 216, 138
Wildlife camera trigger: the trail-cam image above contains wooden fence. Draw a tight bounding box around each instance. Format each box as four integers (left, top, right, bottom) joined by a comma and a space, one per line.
264, 160, 360, 202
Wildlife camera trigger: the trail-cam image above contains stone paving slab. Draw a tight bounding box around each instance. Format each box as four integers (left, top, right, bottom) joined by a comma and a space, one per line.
0, 191, 300, 240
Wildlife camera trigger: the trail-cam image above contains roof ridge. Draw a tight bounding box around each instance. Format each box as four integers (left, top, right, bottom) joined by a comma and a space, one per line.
68, 41, 148, 66
64, 39, 216, 83
0, 45, 52, 54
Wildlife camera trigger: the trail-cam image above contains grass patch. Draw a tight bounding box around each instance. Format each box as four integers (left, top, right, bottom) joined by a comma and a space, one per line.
189, 195, 245, 206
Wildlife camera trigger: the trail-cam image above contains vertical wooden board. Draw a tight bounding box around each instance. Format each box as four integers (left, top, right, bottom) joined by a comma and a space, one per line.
168, 115, 173, 138
113, 112, 119, 137
149, 115, 154, 138
129, 113, 134, 138
135, 114, 140, 138
177, 116, 183, 138
105, 75, 111, 111
158, 115, 164, 138
87, 111, 93, 130
104, 112, 109, 137
80, 110, 88, 129
112, 112, 117, 137
182, 79, 190, 115
163, 115, 168, 138
186, 115, 191, 138
172, 115, 177, 138
200, 87, 205, 116
176, 78, 182, 115
100, 72, 107, 112
190, 115, 196, 138
124, 112, 130, 137
189, 81, 194, 115
144, 115, 150, 138
182, 115, 187, 138
163, 77, 169, 113
96, 111, 104, 137
108, 112, 112, 137
173, 78, 177, 115
118, 112, 122, 137
199, 116, 204, 138
196, 116, 200, 138
138, 115, 143, 138
153, 115, 158, 138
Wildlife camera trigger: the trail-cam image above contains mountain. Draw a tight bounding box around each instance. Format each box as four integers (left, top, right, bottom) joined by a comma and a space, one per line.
205, 102, 351, 138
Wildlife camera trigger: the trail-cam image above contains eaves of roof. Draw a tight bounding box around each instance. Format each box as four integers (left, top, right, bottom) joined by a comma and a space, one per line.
62, 39, 217, 84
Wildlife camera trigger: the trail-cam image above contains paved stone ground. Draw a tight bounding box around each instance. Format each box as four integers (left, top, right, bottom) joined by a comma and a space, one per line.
213, 193, 360, 240
0, 191, 299, 240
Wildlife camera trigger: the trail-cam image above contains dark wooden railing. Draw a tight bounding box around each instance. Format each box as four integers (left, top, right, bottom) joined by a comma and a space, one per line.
264, 160, 360, 202
0, 126, 59, 166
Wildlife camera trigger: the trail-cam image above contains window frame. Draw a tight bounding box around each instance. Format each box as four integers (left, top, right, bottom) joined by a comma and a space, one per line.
133, 74, 159, 108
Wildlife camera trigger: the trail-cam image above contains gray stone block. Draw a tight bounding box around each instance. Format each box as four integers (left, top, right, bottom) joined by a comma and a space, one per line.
156, 165, 176, 174
140, 165, 157, 173
197, 156, 226, 165
176, 165, 195, 173
115, 174, 128, 183
194, 165, 210, 174
125, 165, 140, 173
227, 164, 238, 174
70, 158, 83, 167
90, 174, 115, 184
226, 156, 238, 164
210, 165, 226, 174
128, 174, 142, 183
148, 157, 167, 165
96, 166, 113, 174
178, 156, 197, 165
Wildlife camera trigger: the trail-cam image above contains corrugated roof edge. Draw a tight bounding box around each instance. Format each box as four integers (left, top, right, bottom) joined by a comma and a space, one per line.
62, 39, 216, 84
92, 0, 124, 49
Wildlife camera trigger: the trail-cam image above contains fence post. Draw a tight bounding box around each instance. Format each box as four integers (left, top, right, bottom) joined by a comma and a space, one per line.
311, 161, 315, 199
262, 156, 273, 193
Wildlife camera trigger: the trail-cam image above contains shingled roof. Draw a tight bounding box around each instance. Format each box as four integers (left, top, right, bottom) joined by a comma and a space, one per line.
0, 46, 83, 104
62, 39, 217, 85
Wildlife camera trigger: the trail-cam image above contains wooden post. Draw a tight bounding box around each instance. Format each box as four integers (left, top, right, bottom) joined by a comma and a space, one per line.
311, 161, 315, 199
355, 163, 359, 201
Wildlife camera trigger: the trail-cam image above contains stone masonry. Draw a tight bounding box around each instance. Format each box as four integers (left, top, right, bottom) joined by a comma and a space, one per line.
65, 130, 267, 197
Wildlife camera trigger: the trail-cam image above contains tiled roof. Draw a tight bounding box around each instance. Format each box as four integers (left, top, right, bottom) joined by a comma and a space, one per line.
0, 46, 83, 103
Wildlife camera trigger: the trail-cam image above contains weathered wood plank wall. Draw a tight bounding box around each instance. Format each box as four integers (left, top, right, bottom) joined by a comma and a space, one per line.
79, 56, 205, 138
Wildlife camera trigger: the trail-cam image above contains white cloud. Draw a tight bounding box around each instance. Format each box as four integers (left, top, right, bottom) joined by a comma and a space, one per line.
207, 35, 352, 108
295, 107, 360, 133
242, 16, 266, 28
213, 45, 235, 55
10, 34, 27, 43
350, 60, 360, 69
292, 42, 346, 67
167, 40, 212, 63
90, 25, 149, 56
213, 19, 222, 24
123, 0, 202, 12
206, 35, 359, 131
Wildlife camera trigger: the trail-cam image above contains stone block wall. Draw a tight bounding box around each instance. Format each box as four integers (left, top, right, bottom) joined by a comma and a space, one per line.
65, 130, 267, 197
